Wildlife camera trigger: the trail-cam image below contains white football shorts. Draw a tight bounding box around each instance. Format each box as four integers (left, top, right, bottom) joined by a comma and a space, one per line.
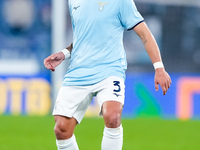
52, 76, 125, 123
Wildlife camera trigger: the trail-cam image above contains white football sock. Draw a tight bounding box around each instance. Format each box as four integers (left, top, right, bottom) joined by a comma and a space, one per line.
56, 134, 79, 150
101, 125, 123, 150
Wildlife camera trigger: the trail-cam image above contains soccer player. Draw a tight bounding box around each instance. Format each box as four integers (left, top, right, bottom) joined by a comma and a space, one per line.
44, 0, 172, 149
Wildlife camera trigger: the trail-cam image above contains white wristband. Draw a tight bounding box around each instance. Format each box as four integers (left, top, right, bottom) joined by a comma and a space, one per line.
153, 62, 164, 70
61, 49, 71, 59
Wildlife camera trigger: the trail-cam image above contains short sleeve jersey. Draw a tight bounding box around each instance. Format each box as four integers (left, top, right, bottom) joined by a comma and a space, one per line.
63, 0, 144, 86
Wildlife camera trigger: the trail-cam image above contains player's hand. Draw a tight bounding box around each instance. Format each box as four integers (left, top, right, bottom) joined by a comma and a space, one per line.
154, 68, 172, 95
44, 52, 65, 72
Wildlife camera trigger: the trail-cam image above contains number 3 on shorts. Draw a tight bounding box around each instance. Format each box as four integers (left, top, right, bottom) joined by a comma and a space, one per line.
113, 81, 121, 92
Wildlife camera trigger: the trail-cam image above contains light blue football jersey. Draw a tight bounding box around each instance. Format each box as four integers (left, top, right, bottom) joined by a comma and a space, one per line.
62, 0, 144, 86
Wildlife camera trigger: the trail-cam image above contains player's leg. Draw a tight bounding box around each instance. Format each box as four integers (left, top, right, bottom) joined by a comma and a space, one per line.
53, 86, 94, 150
102, 101, 123, 128
94, 76, 125, 150
54, 115, 79, 150
101, 101, 123, 150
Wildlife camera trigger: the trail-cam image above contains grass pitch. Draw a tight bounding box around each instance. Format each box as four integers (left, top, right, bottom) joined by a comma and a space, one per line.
0, 116, 200, 150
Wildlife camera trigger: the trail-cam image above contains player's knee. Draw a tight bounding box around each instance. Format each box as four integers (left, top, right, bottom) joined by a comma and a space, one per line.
54, 116, 77, 139
103, 111, 121, 128
54, 123, 73, 139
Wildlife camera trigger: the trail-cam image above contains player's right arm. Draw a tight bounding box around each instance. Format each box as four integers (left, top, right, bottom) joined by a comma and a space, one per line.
44, 43, 73, 72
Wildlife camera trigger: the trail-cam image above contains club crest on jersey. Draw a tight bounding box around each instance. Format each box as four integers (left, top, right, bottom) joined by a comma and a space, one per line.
97, 1, 108, 12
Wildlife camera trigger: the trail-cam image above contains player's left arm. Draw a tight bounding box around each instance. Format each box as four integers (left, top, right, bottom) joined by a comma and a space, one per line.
133, 22, 172, 95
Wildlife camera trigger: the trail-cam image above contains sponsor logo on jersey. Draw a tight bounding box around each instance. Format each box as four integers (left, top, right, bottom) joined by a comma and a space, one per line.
73, 5, 80, 10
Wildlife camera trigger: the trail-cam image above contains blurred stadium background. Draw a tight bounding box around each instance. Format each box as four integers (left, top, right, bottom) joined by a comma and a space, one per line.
0, 0, 200, 149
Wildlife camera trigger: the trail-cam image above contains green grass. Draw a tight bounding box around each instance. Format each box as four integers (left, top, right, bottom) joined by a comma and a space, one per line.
0, 116, 200, 150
